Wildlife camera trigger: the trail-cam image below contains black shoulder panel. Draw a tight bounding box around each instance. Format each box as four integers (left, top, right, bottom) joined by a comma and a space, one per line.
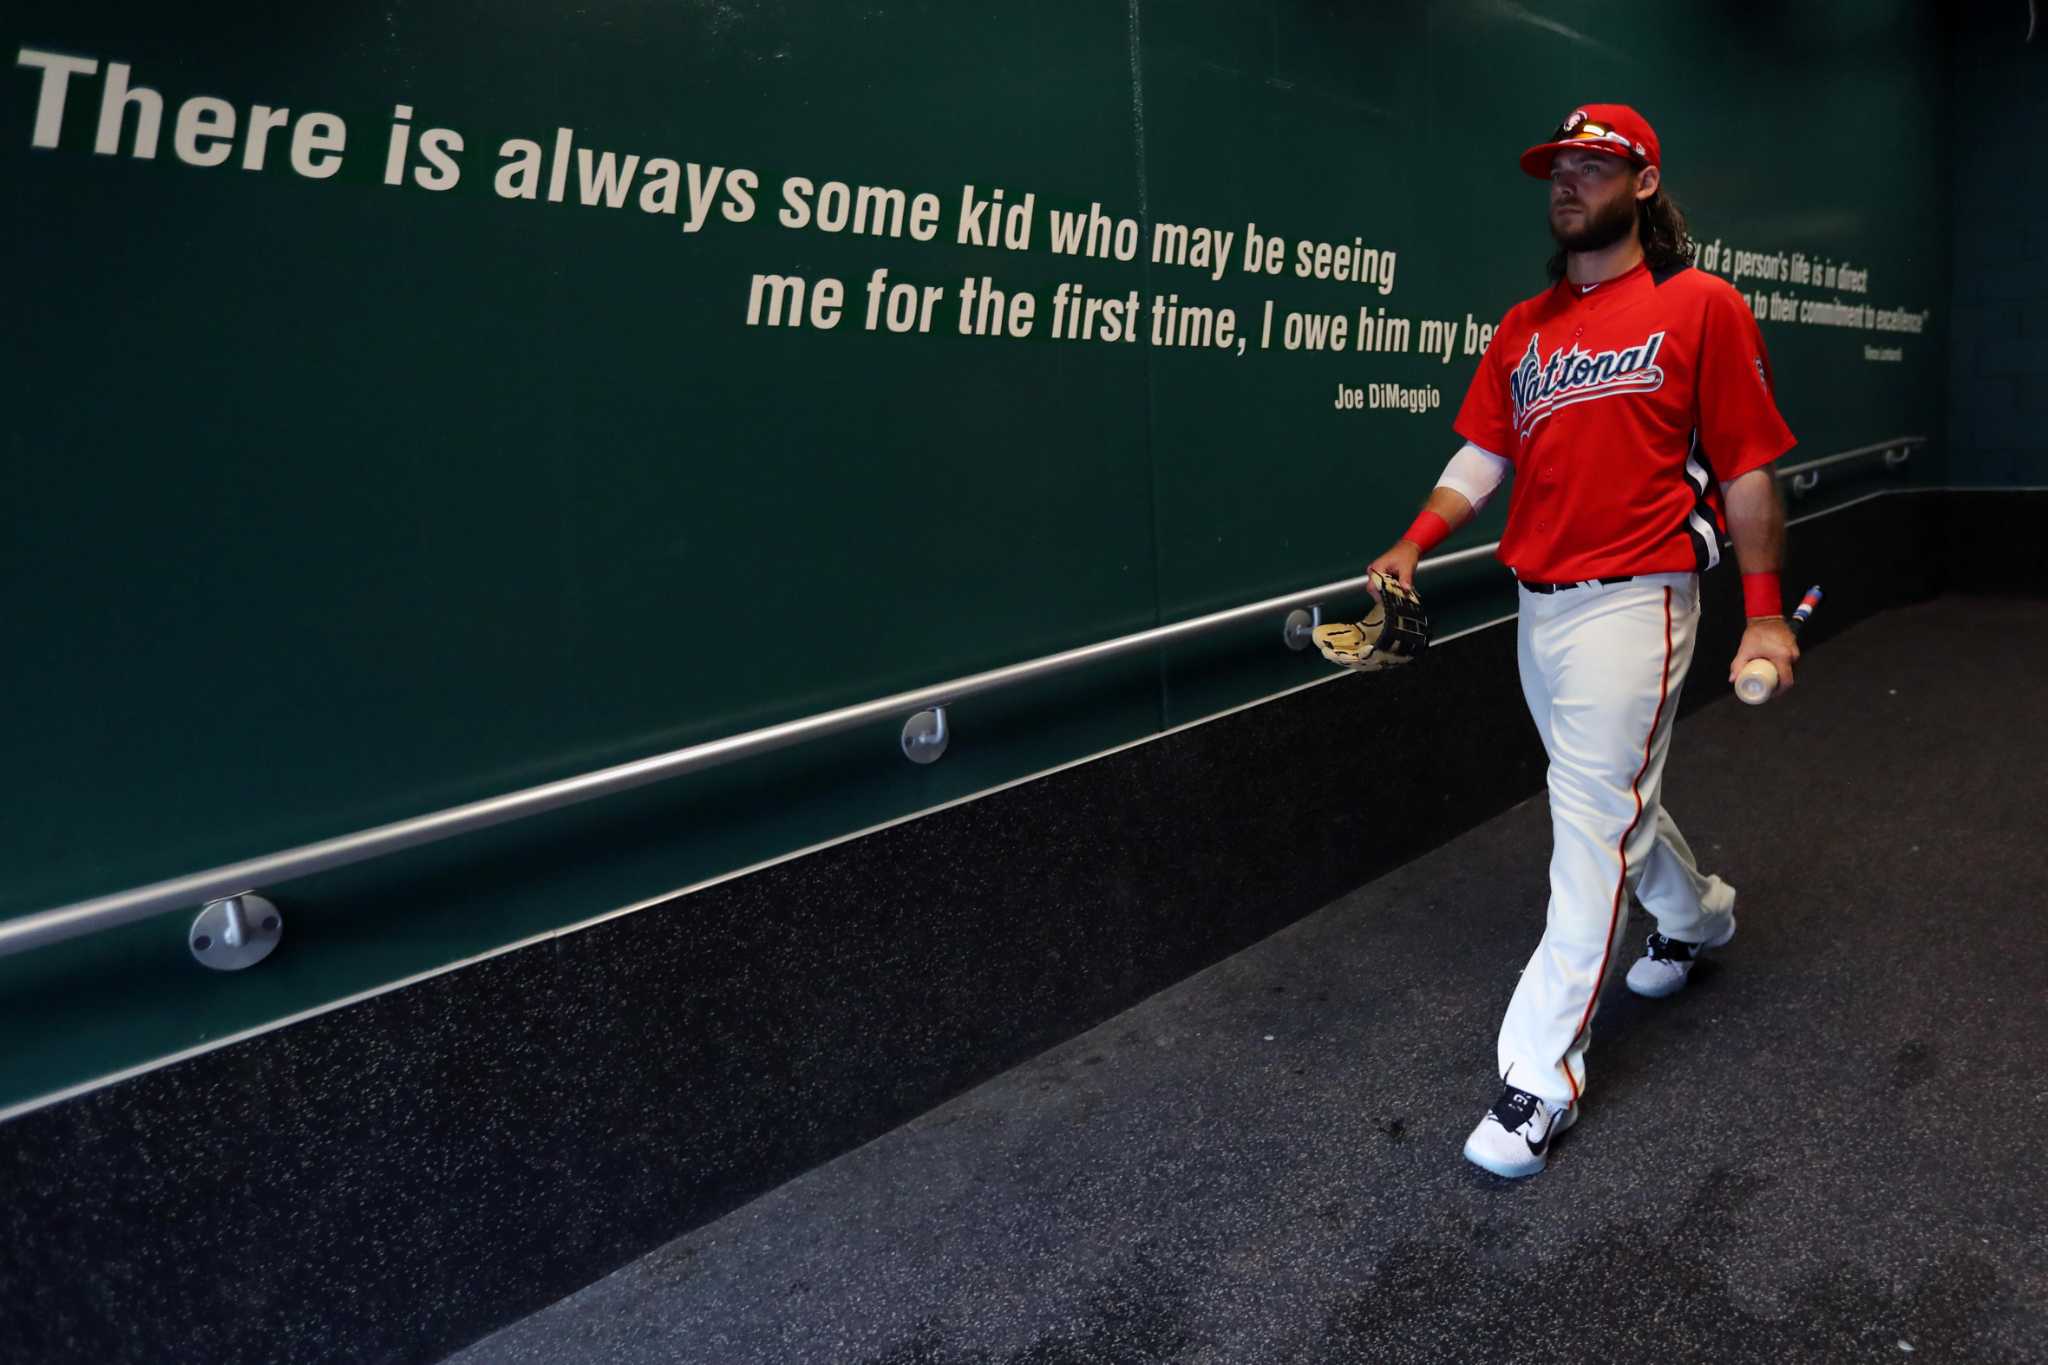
1651, 261, 1693, 286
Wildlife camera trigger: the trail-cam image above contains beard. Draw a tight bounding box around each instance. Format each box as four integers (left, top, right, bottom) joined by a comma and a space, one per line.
1549, 191, 1637, 252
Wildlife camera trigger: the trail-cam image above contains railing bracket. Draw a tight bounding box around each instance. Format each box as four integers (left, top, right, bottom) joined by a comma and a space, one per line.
190, 893, 282, 971
901, 706, 949, 765
1283, 605, 1323, 651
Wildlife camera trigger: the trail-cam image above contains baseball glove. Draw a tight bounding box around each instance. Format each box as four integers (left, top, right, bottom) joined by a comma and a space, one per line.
1311, 572, 1429, 672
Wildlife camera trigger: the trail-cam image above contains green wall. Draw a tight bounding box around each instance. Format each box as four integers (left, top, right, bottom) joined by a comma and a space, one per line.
1946, 4, 2046, 486
1, 1, 1950, 1111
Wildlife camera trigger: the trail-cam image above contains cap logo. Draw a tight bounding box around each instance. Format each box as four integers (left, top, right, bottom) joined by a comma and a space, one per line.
1561, 110, 1588, 131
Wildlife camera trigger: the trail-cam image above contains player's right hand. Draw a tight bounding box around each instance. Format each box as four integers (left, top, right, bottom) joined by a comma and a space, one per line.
1367, 540, 1423, 594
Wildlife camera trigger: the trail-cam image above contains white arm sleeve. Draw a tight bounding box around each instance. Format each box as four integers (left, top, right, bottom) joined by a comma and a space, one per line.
1434, 441, 1513, 511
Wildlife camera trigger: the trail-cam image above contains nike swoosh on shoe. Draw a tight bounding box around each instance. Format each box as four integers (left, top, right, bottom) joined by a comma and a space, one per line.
1525, 1105, 1577, 1155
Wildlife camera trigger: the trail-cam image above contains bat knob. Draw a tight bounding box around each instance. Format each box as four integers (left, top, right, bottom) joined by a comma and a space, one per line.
1735, 659, 1778, 705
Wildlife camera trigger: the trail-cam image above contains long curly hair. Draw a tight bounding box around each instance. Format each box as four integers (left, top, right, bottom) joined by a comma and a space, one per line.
1547, 183, 1696, 283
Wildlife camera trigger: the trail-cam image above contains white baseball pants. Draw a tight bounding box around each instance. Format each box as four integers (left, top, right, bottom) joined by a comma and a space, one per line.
1498, 572, 1737, 1107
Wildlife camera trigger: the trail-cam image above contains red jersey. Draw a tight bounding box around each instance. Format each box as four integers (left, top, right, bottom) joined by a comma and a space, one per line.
1453, 260, 1795, 582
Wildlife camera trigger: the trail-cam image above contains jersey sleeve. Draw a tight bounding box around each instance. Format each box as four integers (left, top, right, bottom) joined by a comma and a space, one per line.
1695, 285, 1796, 481
1451, 309, 1517, 459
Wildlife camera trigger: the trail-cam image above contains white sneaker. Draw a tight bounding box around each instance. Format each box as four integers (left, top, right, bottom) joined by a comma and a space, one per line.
1625, 915, 1737, 998
1462, 1084, 1578, 1178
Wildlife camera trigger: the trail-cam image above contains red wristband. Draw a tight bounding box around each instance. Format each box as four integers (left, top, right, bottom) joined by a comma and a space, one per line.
1401, 509, 1452, 553
1742, 571, 1783, 619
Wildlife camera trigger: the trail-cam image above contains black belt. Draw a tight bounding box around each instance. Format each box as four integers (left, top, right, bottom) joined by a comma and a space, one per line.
1517, 575, 1634, 594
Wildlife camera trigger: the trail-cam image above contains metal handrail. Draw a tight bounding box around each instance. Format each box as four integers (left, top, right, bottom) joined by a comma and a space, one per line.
1776, 435, 1924, 477
1778, 435, 1923, 493
0, 551, 1471, 960
0, 433, 1929, 962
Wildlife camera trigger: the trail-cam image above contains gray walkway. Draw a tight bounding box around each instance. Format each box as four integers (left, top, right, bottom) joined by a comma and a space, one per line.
449, 595, 2047, 1364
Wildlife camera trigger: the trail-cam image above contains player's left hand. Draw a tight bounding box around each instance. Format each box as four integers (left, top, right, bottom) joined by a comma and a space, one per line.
1729, 617, 1799, 692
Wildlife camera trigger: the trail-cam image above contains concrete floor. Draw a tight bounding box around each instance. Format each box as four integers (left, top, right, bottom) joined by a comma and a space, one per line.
447, 595, 2048, 1364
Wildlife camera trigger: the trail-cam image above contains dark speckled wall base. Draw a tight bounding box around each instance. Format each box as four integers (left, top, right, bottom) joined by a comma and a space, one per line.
1940, 489, 2048, 596
0, 490, 1986, 1365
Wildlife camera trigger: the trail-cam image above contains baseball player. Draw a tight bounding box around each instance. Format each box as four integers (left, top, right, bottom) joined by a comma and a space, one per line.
1365, 105, 1799, 1178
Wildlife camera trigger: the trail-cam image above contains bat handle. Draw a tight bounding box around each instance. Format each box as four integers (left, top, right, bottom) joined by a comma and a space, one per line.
1788, 585, 1824, 636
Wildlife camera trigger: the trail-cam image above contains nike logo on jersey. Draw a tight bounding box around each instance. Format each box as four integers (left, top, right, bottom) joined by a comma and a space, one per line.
1509, 330, 1668, 438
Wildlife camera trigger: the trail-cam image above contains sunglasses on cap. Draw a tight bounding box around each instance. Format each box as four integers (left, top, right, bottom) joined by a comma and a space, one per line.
1549, 120, 1648, 162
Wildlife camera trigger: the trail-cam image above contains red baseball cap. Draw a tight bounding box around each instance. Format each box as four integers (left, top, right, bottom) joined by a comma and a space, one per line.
1519, 103, 1660, 179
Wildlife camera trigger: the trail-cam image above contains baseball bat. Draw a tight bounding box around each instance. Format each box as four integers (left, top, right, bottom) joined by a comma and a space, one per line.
1735, 585, 1822, 705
